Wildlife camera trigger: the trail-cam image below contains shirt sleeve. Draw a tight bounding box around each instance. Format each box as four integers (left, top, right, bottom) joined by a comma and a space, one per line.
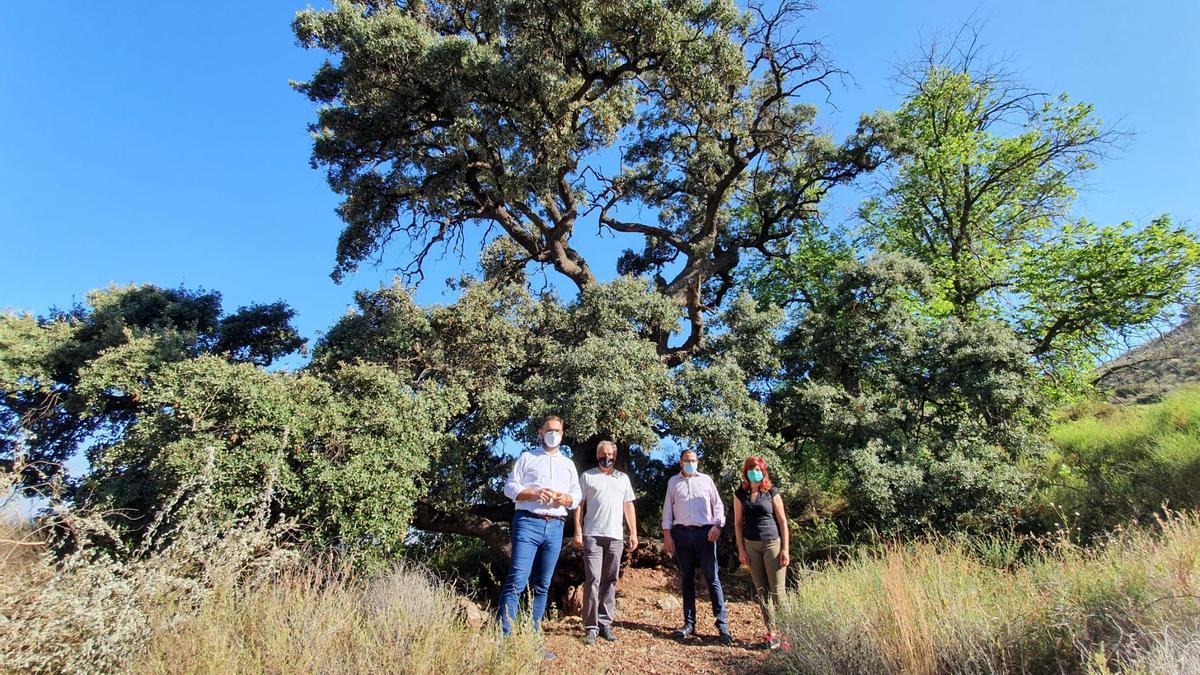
566, 459, 583, 508
710, 476, 726, 528
661, 477, 675, 530
622, 475, 635, 503
502, 453, 526, 502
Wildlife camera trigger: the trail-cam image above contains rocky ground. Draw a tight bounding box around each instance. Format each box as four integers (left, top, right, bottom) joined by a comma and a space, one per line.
537, 566, 789, 675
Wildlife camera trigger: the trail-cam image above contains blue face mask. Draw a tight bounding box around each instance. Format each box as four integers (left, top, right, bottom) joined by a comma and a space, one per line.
682, 461, 698, 475
747, 469, 764, 483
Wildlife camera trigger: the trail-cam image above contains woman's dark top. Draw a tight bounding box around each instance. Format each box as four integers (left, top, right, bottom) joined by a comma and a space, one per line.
735, 486, 780, 541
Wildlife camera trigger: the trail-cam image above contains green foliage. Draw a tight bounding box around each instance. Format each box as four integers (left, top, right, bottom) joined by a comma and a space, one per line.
82, 354, 464, 564
0, 285, 305, 479
292, 0, 889, 373
772, 255, 1046, 534
852, 56, 1199, 391
1, 284, 470, 567
1036, 387, 1200, 539
1015, 217, 1200, 377
313, 274, 779, 500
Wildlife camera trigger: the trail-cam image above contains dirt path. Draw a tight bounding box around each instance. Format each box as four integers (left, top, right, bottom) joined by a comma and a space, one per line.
538, 567, 787, 674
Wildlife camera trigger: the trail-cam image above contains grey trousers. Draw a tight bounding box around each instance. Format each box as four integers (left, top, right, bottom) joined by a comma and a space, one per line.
582, 535, 624, 630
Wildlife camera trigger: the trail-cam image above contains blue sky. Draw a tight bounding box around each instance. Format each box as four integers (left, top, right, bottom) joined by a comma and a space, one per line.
2, 0, 1198, 354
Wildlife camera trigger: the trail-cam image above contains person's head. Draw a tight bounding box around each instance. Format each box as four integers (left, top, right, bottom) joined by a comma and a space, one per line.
741, 456, 773, 491
679, 449, 699, 476
539, 415, 564, 449
596, 440, 617, 470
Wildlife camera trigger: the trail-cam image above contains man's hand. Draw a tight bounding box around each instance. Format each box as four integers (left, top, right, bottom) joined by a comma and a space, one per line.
627, 534, 639, 553
707, 525, 721, 542
738, 549, 749, 566
551, 491, 573, 508
572, 534, 583, 550
537, 488, 556, 505
663, 533, 675, 556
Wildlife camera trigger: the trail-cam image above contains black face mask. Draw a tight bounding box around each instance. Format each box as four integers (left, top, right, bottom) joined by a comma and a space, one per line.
598, 457, 615, 469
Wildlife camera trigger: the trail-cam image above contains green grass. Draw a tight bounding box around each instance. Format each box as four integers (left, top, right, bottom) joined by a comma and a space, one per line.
1037, 386, 1200, 538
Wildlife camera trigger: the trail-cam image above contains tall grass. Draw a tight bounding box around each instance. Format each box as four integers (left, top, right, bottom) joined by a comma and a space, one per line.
1, 453, 539, 675
775, 511, 1200, 674
132, 564, 540, 675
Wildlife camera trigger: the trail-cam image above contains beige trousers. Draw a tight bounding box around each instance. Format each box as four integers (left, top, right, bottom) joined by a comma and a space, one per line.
744, 537, 786, 633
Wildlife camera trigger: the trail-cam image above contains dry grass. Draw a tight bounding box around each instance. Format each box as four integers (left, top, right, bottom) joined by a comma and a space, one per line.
0, 454, 540, 675
132, 563, 540, 675
775, 512, 1200, 674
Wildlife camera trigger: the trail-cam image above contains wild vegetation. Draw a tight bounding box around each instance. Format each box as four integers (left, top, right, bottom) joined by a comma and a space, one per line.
3, 1, 1200, 673
776, 510, 1200, 674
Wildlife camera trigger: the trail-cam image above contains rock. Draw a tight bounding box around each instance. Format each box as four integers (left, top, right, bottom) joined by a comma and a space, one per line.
563, 583, 583, 616
655, 595, 681, 611
457, 596, 489, 629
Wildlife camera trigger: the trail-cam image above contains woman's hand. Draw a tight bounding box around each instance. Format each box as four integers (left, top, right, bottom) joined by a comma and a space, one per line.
738, 549, 749, 566
572, 534, 583, 550
778, 549, 790, 567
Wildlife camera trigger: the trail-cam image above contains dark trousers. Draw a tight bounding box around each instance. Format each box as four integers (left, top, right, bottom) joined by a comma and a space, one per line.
672, 525, 728, 631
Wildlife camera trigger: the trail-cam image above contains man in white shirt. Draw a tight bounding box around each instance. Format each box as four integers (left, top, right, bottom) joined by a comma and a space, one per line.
498, 415, 582, 639
571, 440, 638, 645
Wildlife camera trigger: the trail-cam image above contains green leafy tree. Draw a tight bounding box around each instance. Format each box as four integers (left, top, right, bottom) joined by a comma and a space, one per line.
310, 263, 782, 558
289, 0, 896, 558
851, 38, 1200, 388
292, 0, 890, 365
1, 284, 468, 566
83, 355, 463, 565
0, 286, 305, 484
771, 255, 1045, 534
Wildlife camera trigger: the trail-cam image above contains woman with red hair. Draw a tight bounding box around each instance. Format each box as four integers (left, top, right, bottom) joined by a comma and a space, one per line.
732, 456, 791, 650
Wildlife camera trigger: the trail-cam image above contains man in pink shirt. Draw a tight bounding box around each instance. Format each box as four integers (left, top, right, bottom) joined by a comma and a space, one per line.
661, 449, 731, 645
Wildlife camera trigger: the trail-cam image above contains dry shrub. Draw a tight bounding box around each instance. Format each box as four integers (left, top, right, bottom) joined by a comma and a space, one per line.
0, 451, 298, 674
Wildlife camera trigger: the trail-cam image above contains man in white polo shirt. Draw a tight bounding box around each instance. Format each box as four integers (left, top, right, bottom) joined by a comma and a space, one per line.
571, 440, 638, 646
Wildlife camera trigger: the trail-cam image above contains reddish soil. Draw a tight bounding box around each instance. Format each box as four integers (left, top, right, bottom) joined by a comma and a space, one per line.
538, 566, 788, 674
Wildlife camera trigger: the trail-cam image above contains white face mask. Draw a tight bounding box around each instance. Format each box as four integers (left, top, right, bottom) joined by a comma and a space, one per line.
543, 430, 562, 449
682, 461, 698, 475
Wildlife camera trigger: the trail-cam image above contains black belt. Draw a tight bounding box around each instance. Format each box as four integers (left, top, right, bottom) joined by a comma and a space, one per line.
517, 510, 566, 522
673, 524, 715, 530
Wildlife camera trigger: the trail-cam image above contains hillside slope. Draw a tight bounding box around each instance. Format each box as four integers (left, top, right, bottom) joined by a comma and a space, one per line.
1096, 308, 1200, 403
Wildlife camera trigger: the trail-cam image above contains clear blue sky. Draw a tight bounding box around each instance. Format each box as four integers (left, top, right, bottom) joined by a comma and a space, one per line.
2, 1, 1198, 351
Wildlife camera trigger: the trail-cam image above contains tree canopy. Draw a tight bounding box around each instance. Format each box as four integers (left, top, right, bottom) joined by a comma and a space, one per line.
292, 0, 891, 363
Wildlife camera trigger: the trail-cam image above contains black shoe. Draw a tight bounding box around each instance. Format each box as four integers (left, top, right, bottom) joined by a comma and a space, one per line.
718, 631, 733, 646
671, 625, 694, 641
584, 629, 597, 646
599, 625, 617, 642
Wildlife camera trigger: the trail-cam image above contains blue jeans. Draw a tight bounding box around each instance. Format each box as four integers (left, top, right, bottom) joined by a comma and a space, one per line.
498, 510, 565, 635
672, 525, 728, 632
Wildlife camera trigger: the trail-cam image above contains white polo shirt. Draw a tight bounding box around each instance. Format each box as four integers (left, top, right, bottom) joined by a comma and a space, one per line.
580, 467, 636, 539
